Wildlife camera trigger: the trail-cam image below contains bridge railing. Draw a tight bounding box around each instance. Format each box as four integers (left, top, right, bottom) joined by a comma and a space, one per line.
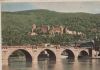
2, 45, 33, 49
31, 44, 64, 49
1, 45, 74, 49
2, 44, 89, 50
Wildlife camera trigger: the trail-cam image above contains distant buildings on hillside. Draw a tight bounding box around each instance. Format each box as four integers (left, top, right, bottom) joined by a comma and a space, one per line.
30, 24, 84, 36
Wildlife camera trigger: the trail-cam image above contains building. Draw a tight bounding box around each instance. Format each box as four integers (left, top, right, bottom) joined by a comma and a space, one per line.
49, 25, 64, 35
64, 27, 83, 35
40, 25, 50, 33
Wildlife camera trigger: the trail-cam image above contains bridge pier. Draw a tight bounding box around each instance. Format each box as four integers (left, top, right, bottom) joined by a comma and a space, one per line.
56, 49, 62, 62
2, 59, 8, 65
91, 49, 98, 58
33, 57, 38, 63
2, 50, 9, 65
74, 57, 78, 61
56, 57, 62, 62
74, 50, 79, 61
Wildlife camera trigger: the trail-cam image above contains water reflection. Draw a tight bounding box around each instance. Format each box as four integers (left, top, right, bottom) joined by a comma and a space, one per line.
2, 58, 100, 70
38, 60, 56, 70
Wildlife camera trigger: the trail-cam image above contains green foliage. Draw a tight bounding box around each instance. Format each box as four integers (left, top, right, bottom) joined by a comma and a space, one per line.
1, 9, 100, 45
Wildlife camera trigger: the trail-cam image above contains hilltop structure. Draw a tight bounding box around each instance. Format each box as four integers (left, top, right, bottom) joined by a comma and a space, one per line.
30, 24, 37, 35
49, 25, 64, 35
40, 25, 50, 33
30, 24, 84, 36
64, 27, 83, 35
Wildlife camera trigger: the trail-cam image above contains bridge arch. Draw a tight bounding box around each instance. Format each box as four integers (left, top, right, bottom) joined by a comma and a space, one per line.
8, 49, 33, 64
38, 49, 56, 61
78, 50, 89, 59
61, 49, 75, 59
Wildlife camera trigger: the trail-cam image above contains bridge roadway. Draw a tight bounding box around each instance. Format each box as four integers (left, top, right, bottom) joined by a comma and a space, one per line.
2, 44, 97, 65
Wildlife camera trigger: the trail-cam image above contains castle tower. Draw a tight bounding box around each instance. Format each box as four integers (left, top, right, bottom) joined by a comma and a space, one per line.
59, 25, 64, 34
30, 24, 37, 36
32, 24, 36, 33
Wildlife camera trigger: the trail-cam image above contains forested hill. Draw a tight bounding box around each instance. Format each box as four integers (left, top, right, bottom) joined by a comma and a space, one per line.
1, 9, 100, 45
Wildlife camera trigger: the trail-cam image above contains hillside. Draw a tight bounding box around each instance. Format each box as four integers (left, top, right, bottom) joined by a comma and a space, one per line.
1, 9, 100, 45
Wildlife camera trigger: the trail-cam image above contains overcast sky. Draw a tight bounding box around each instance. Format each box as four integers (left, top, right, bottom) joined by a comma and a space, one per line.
1, 2, 100, 14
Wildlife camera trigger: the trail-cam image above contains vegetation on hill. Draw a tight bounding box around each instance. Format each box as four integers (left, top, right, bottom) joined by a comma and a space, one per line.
1, 9, 100, 46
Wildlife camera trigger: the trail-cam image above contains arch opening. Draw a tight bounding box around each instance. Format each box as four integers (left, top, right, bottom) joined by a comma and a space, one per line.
8, 49, 32, 66
61, 49, 75, 59
78, 50, 89, 59
98, 52, 100, 56
38, 49, 56, 61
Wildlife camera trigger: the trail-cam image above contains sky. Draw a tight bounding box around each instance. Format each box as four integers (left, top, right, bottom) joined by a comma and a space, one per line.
1, 2, 100, 14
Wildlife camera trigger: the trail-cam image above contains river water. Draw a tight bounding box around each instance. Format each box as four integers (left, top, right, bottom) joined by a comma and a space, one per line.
2, 58, 100, 70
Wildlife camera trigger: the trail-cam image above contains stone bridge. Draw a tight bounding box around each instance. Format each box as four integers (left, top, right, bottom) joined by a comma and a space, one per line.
2, 45, 97, 65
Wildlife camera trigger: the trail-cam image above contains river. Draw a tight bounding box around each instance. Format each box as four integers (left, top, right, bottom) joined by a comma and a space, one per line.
2, 58, 100, 70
